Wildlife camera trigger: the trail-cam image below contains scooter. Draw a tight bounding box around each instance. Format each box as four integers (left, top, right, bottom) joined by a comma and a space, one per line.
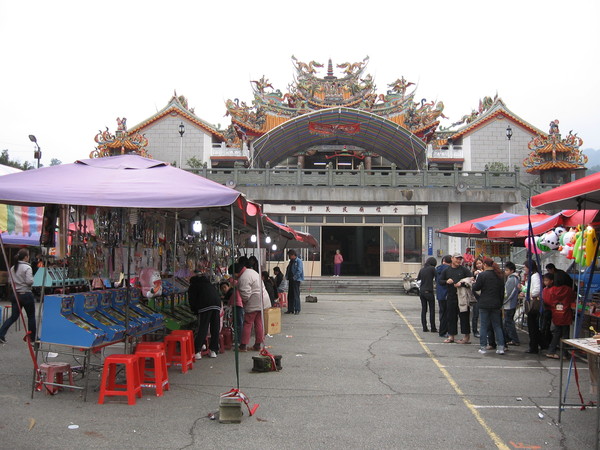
402, 272, 420, 295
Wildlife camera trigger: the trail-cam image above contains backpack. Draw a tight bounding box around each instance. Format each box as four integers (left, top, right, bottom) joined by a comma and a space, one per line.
552, 301, 573, 326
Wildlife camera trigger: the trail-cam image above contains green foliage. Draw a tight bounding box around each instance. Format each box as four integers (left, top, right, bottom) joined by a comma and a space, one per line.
186, 156, 204, 169
485, 161, 509, 172
50, 158, 62, 166
0, 149, 34, 170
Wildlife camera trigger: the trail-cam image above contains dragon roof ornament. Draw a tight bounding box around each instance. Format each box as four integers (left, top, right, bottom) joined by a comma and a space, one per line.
90, 118, 151, 159
523, 122, 586, 173
224, 56, 446, 143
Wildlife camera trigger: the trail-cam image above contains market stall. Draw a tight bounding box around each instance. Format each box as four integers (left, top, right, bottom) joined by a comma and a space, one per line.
531, 174, 600, 450
0, 155, 253, 397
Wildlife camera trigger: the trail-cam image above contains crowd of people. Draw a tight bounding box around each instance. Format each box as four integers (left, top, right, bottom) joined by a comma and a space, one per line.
187, 250, 304, 358
417, 253, 577, 358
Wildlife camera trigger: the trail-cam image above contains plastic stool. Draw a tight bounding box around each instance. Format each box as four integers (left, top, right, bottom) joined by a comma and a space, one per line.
221, 327, 233, 350
201, 334, 225, 356
170, 330, 196, 360
39, 362, 75, 395
135, 347, 169, 397
135, 342, 166, 352
278, 292, 288, 308
164, 334, 193, 373
98, 354, 142, 405
2, 304, 21, 331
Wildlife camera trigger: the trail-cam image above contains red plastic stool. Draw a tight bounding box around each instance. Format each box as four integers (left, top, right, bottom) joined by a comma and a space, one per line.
135, 347, 169, 397
221, 327, 233, 350
170, 330, 197, 360
278, 292, 288, 308
201, 333, 225, 356
38, 362, 74, 395
164, 334, 193, 373
98, 354, 142, 405
135, 341, 165, 352
219, 333, 225, 353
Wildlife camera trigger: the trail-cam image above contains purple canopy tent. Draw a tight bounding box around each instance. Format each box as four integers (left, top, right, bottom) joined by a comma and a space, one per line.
0, 155, 241, 209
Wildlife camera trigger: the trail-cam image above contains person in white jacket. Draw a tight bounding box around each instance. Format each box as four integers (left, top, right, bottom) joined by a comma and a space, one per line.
235, 263, 270, 351
521, 260, 543, 354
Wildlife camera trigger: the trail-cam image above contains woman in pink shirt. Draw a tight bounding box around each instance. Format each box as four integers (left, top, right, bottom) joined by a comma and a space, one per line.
333, 249, 344, 277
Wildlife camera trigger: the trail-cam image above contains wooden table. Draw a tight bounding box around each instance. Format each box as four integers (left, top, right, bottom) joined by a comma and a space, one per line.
559, 338, 600, 450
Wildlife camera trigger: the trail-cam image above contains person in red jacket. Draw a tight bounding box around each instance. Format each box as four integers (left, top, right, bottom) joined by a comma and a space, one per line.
542, 273, 576, 360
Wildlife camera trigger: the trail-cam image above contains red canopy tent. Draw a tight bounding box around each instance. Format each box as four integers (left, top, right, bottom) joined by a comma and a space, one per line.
438, 212, 519, 237
484, 214, 551, 239
531, 172, 600, 210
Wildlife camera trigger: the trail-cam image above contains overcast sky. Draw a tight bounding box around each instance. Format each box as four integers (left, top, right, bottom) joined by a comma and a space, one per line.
1, 0, 598, 167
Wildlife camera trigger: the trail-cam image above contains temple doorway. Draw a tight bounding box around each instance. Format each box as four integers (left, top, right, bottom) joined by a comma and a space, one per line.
322, 226, 380, 276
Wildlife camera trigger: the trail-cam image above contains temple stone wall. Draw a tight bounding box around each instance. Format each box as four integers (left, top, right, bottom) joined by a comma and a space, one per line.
467, 118, 538, 185
140, 115, 209, 168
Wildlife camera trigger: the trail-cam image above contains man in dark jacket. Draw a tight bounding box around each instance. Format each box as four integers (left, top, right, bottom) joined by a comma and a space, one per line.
188, 274, 222, 359
435, 255, 452, 337
439, 253, 473, 343
417, 257, 438, 332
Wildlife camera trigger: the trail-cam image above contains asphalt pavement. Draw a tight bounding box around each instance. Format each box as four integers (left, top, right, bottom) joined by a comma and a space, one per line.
0, 293, 597, 449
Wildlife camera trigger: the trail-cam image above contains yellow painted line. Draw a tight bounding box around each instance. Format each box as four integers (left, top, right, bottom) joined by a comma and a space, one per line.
390, 301, 510, 450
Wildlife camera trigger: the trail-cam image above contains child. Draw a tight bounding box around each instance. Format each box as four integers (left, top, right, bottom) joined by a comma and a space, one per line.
542, 273, 576, 359
503, 261, 521, 346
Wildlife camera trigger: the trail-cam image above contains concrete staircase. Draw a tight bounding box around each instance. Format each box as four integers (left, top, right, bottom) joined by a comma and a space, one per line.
302, 277, 405, 295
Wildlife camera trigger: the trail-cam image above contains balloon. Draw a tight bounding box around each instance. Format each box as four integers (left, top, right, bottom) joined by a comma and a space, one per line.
541, 231, 560, 250
573, 232, 585, 265
525, 237, 542, 254
585, 226, 598, 267
536, 235, 551, 252
562, 230, 575, 248
554, 226, 566, 238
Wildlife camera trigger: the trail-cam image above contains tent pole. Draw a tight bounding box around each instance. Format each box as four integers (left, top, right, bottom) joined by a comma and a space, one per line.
256, 216, 265, 350
173, 210, 178, 275
230, 205, 240, 390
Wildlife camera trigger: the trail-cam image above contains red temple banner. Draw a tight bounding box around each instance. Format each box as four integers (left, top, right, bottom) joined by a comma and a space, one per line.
308, 122, 360, 136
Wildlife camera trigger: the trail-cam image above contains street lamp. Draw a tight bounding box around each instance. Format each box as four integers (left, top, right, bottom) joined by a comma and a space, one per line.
178, 122, 185, 168
506, 125, 513, 169
29, 134, 41, 168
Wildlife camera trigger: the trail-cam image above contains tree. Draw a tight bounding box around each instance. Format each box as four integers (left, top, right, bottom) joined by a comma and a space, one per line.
50, 158, 62, 166
186, 156, 204, 169
484, 161, 509, 172
0, 149, 34, 170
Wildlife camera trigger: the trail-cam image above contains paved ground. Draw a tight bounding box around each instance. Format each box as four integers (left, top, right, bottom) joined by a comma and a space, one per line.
0, 294, 597, 449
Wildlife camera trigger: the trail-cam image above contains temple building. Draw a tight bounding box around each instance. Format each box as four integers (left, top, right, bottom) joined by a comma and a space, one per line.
523, 120, 587, 184
106, 57, 586, 277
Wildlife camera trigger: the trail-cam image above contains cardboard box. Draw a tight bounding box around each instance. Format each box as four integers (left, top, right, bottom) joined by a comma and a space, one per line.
264, 307, 281, 335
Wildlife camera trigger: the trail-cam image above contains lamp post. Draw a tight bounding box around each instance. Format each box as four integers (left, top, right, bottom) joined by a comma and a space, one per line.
506, 125, 513, 170
173, 122, 186, 275
178, 122, 185, 168
29, 135, 41, 168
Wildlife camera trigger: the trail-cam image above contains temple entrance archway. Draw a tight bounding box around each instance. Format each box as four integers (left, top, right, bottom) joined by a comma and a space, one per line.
322, 226, 380, 276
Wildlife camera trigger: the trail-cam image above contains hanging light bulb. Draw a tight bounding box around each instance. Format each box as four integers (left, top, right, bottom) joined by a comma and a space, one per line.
250, 234, 257, 243
129, 209, 139, 225
265, 235, 272, 244
192, 220, 202, 233
271, 244, 277, 251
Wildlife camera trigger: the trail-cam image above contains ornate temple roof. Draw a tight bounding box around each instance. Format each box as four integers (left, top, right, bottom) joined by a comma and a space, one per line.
445, 96, 546, 142
523, 121, 587, 174
225, 56, 446, 145
90, 118, 151, 158
252, 107, 427, 169
128, 94, 225, 141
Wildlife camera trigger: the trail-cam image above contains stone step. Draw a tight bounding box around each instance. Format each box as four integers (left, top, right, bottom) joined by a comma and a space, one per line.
302, 277, 405, 294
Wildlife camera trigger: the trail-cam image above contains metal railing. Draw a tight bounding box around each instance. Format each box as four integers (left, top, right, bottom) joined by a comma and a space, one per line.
189, 164, 552, 191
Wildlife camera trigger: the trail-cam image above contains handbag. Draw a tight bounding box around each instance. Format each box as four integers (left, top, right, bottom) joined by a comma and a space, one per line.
525, 297, 540, 314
